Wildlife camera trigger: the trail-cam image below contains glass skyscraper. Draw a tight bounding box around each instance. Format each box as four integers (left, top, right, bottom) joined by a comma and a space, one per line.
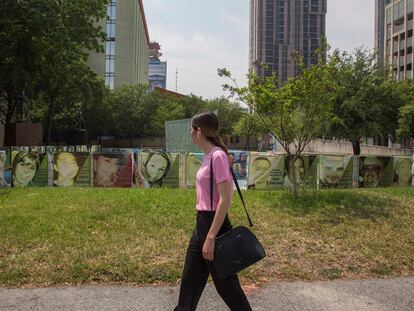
249, 0, 327, 84
375, 0, 392, 66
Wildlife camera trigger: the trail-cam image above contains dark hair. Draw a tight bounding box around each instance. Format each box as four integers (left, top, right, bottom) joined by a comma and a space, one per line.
191, 111, 229, 155
96, 153, 127, 162
12, 152, 40, 177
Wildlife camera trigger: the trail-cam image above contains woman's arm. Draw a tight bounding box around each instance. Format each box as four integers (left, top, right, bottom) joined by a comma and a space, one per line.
202, 180, 233, 261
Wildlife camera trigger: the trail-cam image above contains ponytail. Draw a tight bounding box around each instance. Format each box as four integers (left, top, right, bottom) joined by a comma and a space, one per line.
207, 135, 229, 157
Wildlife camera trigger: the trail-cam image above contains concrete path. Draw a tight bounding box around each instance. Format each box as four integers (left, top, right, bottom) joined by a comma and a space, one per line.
1, 277, 413, 310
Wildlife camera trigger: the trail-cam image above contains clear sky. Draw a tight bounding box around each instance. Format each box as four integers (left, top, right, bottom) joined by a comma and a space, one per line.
144, 0, 375, 99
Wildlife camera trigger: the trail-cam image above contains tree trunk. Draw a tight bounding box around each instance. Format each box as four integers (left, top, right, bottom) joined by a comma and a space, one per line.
289, 155, 298, 198
351, 139, 361, 155
245, 134, 250, 151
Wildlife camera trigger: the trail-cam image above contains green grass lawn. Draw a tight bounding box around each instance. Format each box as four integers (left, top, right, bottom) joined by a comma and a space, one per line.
0, 187, 413, 287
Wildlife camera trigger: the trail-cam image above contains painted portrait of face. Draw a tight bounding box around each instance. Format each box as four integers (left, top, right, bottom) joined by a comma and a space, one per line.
94, 154, 124, 187
54, 152, 80, 187
361, 157, 384, 188
239, 153, 247, 162
145, 154, 168, 182
12, 152, 39, 187
239, 164, 246, 177
140, 152, 171, 187
394, 158, 412, 187
320, 156, 346, 186
252, 157, 271, 189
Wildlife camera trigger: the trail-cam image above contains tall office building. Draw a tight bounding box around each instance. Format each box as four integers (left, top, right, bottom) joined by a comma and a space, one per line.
88, 0, 150, 90
375, 0, 390, 66
149, 42, 167, 89
384, 0, 414, 81
249, 0, 327, 83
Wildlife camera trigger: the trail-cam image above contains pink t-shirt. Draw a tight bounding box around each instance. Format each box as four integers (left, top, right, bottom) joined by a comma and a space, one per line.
196, 147, 234, 211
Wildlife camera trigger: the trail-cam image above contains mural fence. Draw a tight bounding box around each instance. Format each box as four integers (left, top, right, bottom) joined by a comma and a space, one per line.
1, 146, 413, 190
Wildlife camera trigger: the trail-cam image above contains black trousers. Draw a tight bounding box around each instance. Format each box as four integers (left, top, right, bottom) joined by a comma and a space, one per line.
174, 211, 252, 311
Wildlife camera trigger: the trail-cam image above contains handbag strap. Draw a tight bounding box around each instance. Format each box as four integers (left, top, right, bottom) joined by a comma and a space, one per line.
210, 151, 254, 227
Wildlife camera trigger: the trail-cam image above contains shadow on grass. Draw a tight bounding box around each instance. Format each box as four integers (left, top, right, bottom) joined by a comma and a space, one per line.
273, 189, 397, 224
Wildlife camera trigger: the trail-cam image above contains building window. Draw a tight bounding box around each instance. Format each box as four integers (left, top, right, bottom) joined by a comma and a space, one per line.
107, 2, 116, 21
408, 0, 413, 20
106, 21, 116, 38
386, 7, 392, 25
105, 41, 115, 56
105, 75, 115, 90
320, 15, 325, 27
311, 38, 318, 45
105, 0, 117, 90
393, 1, 405, 33
310, 14, 318, 27
105, 56, 115, 73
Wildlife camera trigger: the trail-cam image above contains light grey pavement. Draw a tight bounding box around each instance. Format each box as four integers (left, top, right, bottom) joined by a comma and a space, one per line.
0, 277, 413, 311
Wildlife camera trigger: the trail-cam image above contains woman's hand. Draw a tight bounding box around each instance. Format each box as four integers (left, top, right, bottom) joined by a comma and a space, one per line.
202, 181, 233, 262
202, 237, 215, 261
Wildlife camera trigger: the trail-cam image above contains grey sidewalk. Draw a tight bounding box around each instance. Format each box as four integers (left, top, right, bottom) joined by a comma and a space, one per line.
1, 277, 413, 311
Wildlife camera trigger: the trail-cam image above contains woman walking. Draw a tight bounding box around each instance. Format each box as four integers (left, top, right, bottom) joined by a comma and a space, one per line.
174, 112, 252, 311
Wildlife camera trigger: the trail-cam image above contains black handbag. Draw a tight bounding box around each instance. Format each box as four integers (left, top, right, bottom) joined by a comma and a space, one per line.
209, 155, 266, 279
